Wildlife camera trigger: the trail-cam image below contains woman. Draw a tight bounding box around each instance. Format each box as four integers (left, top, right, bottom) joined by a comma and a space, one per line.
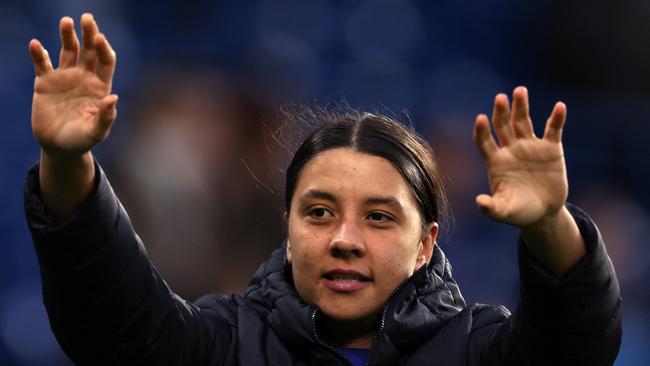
25, 14, 621, 365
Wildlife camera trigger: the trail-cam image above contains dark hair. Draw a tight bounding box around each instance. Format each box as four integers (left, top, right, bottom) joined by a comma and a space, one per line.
284, 110, 448, 231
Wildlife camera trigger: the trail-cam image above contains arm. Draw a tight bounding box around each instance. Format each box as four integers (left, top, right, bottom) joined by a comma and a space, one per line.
29, 13, 116, 219
470, 87, 621, 364
26, 161, 235, 365
26, 14, 234, 364
468, 206, 621, 365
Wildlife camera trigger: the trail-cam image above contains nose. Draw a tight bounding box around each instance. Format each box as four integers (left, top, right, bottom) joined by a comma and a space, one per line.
329, 219, 366, 259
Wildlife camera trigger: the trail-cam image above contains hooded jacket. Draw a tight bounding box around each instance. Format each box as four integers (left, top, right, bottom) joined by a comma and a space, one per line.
25, 163, 621, 365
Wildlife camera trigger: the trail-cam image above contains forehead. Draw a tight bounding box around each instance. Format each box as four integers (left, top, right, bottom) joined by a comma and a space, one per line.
294, 148, 417, 206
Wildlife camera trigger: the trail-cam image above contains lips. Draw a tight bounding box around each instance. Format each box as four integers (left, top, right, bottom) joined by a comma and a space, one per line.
323, 269, 370, 293
324, 270, 369, 281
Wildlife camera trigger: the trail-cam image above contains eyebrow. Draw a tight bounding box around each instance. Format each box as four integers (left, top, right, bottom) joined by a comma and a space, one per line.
300, 189, 338, 203
364, 196, 405, 215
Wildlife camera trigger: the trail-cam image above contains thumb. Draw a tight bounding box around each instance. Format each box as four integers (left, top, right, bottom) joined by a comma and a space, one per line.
98, 94, 118, 128
475, 193, 495, 217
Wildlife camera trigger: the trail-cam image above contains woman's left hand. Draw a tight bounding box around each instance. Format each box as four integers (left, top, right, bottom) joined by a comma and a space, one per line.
473, 86, 568, 228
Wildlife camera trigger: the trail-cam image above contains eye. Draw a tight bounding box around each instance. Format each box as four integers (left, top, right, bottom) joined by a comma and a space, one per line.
309, 207, 333, 219
367, 212, 393, 223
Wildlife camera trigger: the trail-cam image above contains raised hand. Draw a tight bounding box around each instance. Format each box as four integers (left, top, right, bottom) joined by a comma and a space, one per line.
473, 87, 585, 275
29, 13, 117, 156
473, 86, 568, 228
29, 13, 117, 220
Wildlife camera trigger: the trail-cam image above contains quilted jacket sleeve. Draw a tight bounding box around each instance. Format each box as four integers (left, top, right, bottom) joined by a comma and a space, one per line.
470, 204, 622, 365
24, 162, 234, 365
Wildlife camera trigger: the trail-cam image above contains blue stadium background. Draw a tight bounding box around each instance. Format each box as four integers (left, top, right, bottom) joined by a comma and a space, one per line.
0, 0, 648, 364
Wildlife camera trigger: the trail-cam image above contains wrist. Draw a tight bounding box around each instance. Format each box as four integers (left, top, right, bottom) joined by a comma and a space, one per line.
519, 205, 586, 276
520, 205, 565, 234
39, 150, 96, 220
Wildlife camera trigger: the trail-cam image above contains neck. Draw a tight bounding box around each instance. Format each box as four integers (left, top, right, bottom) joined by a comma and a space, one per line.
318, 313, 378, 349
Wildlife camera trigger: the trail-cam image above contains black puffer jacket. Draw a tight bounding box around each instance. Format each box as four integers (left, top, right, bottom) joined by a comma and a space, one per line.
25, 163, 621, 365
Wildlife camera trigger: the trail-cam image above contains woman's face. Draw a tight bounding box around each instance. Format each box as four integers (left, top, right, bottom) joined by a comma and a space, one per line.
287, 148, 437, 323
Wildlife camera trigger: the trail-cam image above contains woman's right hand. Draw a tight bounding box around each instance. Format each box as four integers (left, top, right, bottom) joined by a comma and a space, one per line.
29, 13, 117, 157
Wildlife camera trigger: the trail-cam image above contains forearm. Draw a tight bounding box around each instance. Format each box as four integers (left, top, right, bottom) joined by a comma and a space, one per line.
476, 206, 621, 364
519, 205, 585, 277
39, 150, 95, 220
515, 205, 621, 364
27, 163, 210, 365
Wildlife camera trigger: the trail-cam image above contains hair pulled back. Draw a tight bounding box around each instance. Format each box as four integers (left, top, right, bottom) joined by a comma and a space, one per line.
284, 110, 448, 231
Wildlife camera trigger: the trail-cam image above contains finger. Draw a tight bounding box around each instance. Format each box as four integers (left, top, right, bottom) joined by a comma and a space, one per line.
94, 33, 116, 87
511, 86, 535, 138
58, 16, 80, 69
475, 194, 496, 217
473, 114, 498, 160
29, 39, 54, 76
94, 94, 119, 138
80, 13, 99, 71
543, 102, 567, 143
476, 194, 511, 222
491, 93, 515, 146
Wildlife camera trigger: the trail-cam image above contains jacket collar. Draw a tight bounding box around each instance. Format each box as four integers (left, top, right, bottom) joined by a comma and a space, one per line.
244, 243, 466, 354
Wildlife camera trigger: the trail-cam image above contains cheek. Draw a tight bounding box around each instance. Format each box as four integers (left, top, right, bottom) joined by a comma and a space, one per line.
383, 253, 415, 279
377, 237, 422, 278
287, 227, 322, 302
290, 249, 321, 305
287, 213, 332, 266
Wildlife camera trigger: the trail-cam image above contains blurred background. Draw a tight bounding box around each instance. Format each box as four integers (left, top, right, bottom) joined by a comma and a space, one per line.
1, 0, 648, 364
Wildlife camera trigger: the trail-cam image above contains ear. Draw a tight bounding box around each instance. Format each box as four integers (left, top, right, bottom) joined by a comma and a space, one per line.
286, 239, 292, 264
416, 222, 438, 268
284, 211, 292, 263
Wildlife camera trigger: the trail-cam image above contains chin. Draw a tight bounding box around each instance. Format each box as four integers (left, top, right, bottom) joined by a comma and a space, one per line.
320, 304, 379, 323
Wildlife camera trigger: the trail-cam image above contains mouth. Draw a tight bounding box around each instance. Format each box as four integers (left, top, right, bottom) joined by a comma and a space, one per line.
323, 273, 370, 282
322, 269, 371, 292
323, 269, 370, 282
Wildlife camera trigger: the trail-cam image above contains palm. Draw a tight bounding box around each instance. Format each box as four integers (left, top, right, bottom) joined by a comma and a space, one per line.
33, 68, 110, 154
29, 14, 117, 156
473, 88, 568, 227
483, 137, 567, 226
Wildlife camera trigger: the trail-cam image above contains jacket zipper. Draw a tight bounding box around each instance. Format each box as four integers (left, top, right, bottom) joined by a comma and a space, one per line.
365, 265, 427, 366
310, 264, 428, 366
311, 308, 354, 366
